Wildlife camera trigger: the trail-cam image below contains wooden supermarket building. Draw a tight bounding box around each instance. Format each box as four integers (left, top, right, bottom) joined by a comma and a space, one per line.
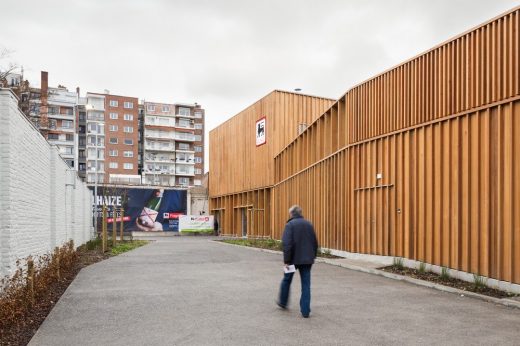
209, 6, 520, 287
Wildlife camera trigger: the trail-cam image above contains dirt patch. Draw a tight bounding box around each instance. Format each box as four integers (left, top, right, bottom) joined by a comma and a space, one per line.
380, 265, 518, 299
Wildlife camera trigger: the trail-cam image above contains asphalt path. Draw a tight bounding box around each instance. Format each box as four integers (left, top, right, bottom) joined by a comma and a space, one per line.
29, 237, 520, 346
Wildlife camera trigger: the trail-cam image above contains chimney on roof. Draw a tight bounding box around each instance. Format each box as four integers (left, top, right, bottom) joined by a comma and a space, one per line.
40, 71, 49, 131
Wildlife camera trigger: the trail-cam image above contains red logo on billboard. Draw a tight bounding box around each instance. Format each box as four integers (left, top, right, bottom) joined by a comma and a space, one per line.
107, 216, 131, 223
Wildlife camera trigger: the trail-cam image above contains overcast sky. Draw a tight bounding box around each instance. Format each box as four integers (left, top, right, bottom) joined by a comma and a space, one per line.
3, 0, 519, 170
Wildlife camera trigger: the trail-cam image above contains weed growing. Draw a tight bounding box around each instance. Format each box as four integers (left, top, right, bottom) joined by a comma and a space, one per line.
392, 257, 404, 270
440, 267, 450, 280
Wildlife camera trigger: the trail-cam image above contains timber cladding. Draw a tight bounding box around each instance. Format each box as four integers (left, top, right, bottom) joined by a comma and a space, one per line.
209, 90, 334, 237
209, 90, 335, 197
273, 7, 520, 284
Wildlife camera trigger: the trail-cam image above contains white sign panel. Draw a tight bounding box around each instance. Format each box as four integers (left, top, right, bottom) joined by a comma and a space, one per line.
179, 215, 214, 233
256, 117, 266, 146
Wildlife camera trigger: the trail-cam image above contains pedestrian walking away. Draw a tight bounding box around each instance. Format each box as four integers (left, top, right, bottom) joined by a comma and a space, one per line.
276, 205, 318, 318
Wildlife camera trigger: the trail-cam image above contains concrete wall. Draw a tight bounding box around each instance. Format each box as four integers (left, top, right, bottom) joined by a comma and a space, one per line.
0, 89, 93, 278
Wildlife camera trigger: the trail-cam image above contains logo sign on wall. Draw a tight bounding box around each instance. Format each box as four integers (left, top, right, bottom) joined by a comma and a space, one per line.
256, 117, 266, 146
179, 215, 214, 234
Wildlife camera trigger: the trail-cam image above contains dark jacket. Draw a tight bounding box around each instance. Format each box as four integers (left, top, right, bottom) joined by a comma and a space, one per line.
282, 215, 318, 265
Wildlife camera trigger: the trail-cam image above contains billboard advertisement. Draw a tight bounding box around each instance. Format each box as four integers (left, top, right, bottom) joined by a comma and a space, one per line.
90, 186, 187, 232
179, 215, 214, 234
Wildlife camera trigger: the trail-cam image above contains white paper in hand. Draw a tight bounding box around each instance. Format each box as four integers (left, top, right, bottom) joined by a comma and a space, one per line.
284, 265, 296, 274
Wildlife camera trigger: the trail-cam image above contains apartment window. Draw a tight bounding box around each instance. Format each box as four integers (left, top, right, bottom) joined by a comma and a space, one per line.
162, 105, 170, 112
194, 135, 202, 141
147, 104, 155, 112
79, 163, 86, 171
109, 162, 118, 169
178, 107, 191, 116
109, 150, 118, 157
194, 157, 202, 163
79, 137, 86, 146
79, 150, 86, 158
62, 120, 73, 129
194, 111, 203, 118
109, 137, 118, 144
109, 100, 118, 107
124, 151, 134, 157
123, 126, 133, 133
124, 102, 134, 109
110, 112, 118, 119
195, 168, 202, 175
79, 125, 86, 134
66, 134, 74, 141
109, 125, 118, 132
49, 119, 57, 129
62, 147, 73, 155
124, 114, 133, 121
79, 112, 86, 121
178, 143, 190, 150
124, 163, 133, 170
194, 145, 202, 152
178, 177, 189, 186
48, 106, 59, 114
48, 133, 59, 140
124, 138, 133, 145
195, 123, 203, 129
178, 119, 191, 127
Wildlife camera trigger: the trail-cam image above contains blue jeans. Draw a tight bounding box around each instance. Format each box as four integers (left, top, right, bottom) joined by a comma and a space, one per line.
278, 264, 312, 316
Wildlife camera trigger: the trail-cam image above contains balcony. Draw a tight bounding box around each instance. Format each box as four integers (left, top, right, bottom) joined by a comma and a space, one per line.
144, 156, 175, 163
87, 130, 105, 136
175, 124, 195, 130
144, 169, 176, 176
175, 147, 195, 153
144, 131, 175, 140
54, 127, 75, 133
48, 112, 74, 121
48, 138, 75, 146
87, 115, 105, 121
174, 134, 196, 142
175, 159, 195, 165
86, 155, 105, 161
144, 144, 175, 152
175, 169, 195, 176
175, 113, 196, 119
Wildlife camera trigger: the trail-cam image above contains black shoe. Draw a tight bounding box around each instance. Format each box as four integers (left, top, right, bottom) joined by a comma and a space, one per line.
276, 301, 287, 309
302, 314, 309, 318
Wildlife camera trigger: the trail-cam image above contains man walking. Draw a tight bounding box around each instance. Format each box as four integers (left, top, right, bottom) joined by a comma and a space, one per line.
277, 205, 318, 318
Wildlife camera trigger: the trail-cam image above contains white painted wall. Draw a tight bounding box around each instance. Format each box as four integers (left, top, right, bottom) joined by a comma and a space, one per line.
0, 89, 93, 278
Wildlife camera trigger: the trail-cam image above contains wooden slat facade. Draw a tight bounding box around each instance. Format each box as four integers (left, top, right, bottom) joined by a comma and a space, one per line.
209, 90, 335, 237
272, 7, 520, 284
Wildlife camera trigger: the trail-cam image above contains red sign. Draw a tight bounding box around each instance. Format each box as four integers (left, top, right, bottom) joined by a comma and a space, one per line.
107, 216, 131, 223
163, 212, 183, 220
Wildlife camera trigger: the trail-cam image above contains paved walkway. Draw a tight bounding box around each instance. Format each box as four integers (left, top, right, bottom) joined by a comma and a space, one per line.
30, 237, 520, 346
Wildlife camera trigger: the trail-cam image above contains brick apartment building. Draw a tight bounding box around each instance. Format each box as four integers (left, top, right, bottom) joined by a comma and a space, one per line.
79, 92, 139, 184
142, 101, 205, 187
20, 71, 79, 169
6, 70, 205, 187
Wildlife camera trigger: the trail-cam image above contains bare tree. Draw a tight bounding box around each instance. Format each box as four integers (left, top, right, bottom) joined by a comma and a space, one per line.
0, 47, 20, 85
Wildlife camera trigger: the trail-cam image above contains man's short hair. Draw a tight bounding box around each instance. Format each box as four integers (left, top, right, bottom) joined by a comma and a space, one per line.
289, 205, 302, 217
